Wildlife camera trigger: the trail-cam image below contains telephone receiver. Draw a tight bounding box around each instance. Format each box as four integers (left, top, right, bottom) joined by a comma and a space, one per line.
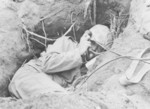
84, 30, 99, 61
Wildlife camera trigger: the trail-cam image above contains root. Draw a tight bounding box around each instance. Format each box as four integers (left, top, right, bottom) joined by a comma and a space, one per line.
30, 37, 45, 47
42, 21, 47, 48
22, 26, 56, 41
62, 22, 76, 37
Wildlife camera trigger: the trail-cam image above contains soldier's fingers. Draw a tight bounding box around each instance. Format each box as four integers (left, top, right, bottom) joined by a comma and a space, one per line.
84, 34, 91, 40
85, 41, 91, 47
83, 30, 91, 37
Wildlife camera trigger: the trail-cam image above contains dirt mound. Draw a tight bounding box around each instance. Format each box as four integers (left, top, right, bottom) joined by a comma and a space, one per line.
1, 0, 150, 109
0, 0, 93, 97
75, 0, 150, 108
0, 93, 108, 109
0, 2, 31, 96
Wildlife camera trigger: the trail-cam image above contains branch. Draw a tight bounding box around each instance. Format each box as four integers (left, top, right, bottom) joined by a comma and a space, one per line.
62, 22, 76, 37
93, 0, 96, 25
40, 8, 64, 21
42, 21, 47, 47
22, 26, 56, 41
30, 37, 46, 47
71, 12, 77, 41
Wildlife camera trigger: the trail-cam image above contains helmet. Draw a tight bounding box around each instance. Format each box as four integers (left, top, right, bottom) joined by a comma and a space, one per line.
89, 24, 112, 49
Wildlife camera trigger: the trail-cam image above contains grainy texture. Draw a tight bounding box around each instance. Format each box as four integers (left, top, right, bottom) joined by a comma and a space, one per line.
0, 0, 93, 97
0, 3, 31, 96
1, 0, 150, 109
0, 93, 108, 109
18, 0, 93, 50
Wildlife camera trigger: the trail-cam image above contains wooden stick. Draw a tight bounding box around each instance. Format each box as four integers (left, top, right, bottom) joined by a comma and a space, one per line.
30, 37, 45, 47
42, 21, 47, 47
40, 8, 64, 21
62, 22, 76, 37
73, 25, 76, 41
23, 26, 56, 41
93, 0, 96, 25
71, 12, 77, 41
24, 27, 31, 52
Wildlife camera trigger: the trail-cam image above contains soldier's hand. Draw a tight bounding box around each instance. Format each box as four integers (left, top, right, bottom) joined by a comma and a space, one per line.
78, 30, 91, 55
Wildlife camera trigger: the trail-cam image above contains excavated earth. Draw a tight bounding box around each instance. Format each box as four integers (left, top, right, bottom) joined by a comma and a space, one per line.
0, 0, 150, 109
0, 0, 93, 96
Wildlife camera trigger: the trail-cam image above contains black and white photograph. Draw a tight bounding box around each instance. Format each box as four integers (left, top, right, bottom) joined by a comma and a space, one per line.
0, 0, 150, 109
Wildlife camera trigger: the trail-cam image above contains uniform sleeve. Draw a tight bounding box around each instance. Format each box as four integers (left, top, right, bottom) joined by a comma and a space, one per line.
41, 48, 83, 73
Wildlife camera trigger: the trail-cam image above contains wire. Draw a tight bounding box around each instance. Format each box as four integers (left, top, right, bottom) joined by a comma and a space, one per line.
77, 40, 150, 88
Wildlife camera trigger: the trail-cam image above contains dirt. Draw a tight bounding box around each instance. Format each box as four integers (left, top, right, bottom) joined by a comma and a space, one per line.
0, 0, 93, 96
0, 0, 150, 109
0, 1, 33, 96
0, 93, 102, 109
76, 0, 150, 108
96, 0, 131, 25
17, 0, 93, 51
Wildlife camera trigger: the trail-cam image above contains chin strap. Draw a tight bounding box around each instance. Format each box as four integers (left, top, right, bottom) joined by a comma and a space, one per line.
85, 48, 98, 62
85, 39, 107, 62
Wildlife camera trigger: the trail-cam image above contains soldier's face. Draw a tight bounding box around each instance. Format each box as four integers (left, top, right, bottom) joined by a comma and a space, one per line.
86, 39, 105, 61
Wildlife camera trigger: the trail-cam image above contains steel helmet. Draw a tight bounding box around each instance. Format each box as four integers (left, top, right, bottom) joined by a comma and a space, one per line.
89, 24, 112, 49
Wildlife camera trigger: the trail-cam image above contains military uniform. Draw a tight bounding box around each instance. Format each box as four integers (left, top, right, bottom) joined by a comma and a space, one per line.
9, 36, 83, 99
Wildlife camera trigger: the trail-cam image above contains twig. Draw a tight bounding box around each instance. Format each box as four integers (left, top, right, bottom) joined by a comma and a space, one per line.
21, 29, 24, 39
84, 0, 91, 18
42, 21, 47, 48
30, 37, 45, 47
24, 27, 31, 52
40, 8, 64, 21
93, 0, 96, 25
73, 26, 76, 41
88, 6, 93, 25
78, 55, 150, 88
62, 22, 76, 37
22, 26, 56, 41
71, 12, 77, 41
21, 59, 27, 67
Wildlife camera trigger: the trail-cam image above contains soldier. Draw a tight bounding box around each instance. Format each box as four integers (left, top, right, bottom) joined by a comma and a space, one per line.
9, 24, 112, 99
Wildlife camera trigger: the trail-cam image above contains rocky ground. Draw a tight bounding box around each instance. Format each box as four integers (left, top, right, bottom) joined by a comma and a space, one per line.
0, 0, 150, 109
